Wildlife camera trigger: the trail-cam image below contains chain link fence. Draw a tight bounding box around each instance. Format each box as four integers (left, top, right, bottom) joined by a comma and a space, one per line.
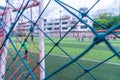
0, 0, 120, 80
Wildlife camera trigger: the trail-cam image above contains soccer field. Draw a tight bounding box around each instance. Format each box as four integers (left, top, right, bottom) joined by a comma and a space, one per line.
45, 55, 120, 80
7, 37, 120, 80
44, 37, 120, 79
45, 38, 120, 63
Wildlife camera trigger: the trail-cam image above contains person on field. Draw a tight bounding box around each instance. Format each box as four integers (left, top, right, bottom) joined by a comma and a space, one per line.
23, 39, 28, 60
31, 33, 34, 42
113, 35, 116, 40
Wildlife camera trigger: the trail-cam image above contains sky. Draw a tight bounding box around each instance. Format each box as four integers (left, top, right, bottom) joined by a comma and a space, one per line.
0, 0, 115, 9
43, 0, 115, 17
0, 0, 6, 6
0, 0, 117, 17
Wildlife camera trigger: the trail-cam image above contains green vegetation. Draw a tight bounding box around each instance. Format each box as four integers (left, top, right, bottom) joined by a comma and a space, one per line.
93, 14, 120, 30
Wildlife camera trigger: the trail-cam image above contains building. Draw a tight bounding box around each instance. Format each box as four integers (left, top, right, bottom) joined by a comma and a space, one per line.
16, 21, 39, 36
16, 13, 93, 38
16, 7, 93, 38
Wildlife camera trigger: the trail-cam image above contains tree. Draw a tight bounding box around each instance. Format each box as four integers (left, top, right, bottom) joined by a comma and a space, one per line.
93, 13, 120, 30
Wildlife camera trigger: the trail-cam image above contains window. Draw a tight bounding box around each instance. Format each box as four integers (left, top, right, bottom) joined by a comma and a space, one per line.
71, 21, 77, 24
54, 27, 59, 30
81, 25, 87, 29
44, 24, 46, 26
44, 19, 47, 22
44, 28, 46, 31
47, 23, 53, 26
62, 22, 68, 25
62, 27, 68, 30
47, 27, 52, 30
54, 23, 59, 25
79, 7, 88, 13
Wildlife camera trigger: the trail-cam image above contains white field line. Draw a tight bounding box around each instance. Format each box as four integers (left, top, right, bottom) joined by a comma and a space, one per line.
50, 54, 120, 66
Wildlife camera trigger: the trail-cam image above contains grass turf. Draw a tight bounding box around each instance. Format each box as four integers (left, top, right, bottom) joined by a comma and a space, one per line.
46, 55, 120, 80
5, 55, 120, 80
6, 37, 120, 79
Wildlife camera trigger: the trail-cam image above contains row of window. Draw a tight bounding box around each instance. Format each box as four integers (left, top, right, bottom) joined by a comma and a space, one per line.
17, 25, 88, 35
45, 27, 68, 31
44, 22, 69, 26
45, 25, 87, 31
44, 19, 88, 26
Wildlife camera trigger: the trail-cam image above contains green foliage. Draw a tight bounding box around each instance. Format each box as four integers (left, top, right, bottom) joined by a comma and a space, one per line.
93, 13, 120, 30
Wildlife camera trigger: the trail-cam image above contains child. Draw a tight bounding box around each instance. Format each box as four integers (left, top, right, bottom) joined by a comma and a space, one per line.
31, 34, 34, 42
23, 39, 28, 60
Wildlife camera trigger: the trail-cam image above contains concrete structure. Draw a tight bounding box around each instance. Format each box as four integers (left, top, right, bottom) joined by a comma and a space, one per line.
44, 14, 92, 36
16, 13, 93, 38
16, 7, 93, 38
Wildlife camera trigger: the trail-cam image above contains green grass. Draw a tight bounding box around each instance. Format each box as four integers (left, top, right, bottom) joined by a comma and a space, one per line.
45, 37, 120, 63
5, 54, 120, 80
6, 37, 120, 80
45, 55, 120, 80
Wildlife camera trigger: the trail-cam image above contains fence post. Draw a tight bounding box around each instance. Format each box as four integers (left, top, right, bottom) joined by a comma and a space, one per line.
0, 22, 5, 80
0, 0, 13, 79
38, 0, 45, 80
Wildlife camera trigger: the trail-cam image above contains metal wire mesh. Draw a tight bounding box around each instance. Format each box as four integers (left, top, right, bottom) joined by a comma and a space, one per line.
0, 0, 120, 80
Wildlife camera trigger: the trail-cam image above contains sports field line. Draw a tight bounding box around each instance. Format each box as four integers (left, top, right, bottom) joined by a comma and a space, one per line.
50, 54, 120, 66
